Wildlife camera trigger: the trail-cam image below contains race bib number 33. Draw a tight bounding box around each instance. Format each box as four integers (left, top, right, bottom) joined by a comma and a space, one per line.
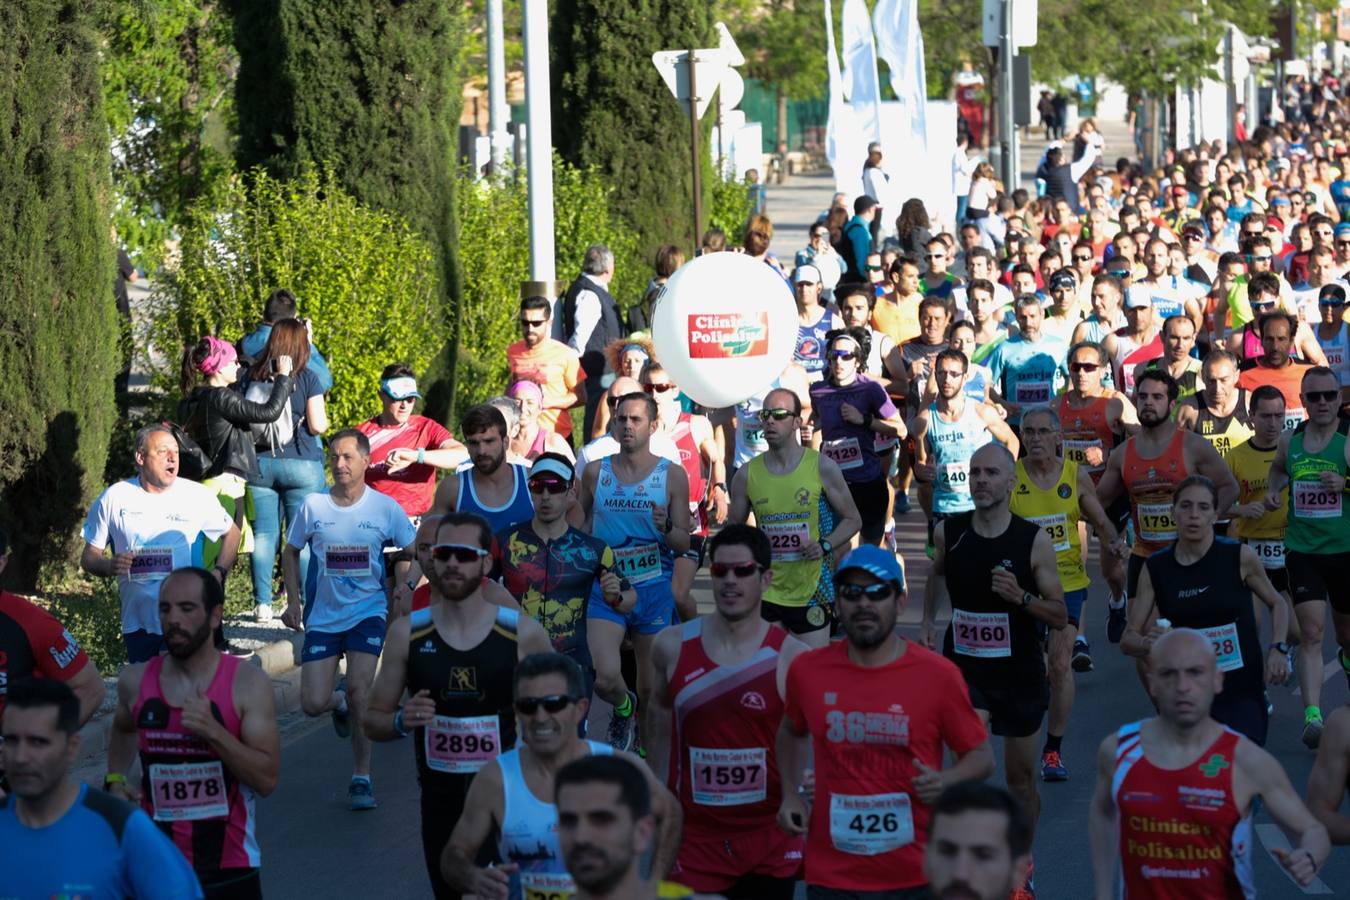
829, 793, 914, 856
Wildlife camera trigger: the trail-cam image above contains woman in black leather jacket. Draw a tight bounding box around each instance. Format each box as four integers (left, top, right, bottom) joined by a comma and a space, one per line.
179, 335, 294, 649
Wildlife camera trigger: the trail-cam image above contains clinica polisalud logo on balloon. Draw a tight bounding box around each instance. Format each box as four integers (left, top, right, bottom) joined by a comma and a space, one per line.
687, 312, 770, 358
653, 253, 796, 408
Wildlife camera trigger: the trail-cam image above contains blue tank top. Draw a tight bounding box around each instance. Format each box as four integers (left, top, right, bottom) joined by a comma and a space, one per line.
963, 364, 993, 404
926, 400, 993, 515
457, 463, 535, 533
592, 457, 675, 587
794, 308, 833, 382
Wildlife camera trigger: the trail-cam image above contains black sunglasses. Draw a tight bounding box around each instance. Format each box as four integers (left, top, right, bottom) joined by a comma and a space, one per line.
1305, 390, 1340, 403
514, 694, 575, 715
757, 408, 796, 422
643, 382, 678, 394
710, 561, 761, 578
431, 543, 489, 563
1073, 254, 1093, 262
837, 582, 893, 602
830, 350, 858, 361
527, 477, 569, 495
519, 318, 548, 328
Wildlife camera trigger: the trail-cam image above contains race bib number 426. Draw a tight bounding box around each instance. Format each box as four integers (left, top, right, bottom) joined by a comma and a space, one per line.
829, 793, 914, 856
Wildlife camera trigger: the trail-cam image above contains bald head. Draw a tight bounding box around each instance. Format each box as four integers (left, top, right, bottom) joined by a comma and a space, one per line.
972, 442, 1015, 474
969, 443, 1016, 511
415, 513, 446, 572
1149, 628, 1217, 674
1147, 628, 1222, 727
609, 376, 641, 398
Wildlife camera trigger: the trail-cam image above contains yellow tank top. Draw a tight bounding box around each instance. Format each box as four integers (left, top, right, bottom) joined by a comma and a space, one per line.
746, 448, 831, 608
1010, 458, 1089, 591
1226, 438, 1287, 540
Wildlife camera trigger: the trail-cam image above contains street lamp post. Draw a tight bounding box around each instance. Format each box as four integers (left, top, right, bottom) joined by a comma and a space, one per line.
486, 0, 509, 173
522, 0, 556, 294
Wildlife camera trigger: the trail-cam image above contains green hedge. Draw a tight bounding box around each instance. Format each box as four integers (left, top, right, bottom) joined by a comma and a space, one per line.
147, 167, 444, 429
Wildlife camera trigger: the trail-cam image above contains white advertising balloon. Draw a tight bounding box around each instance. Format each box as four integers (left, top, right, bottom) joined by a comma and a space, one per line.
650, 253, 797, 408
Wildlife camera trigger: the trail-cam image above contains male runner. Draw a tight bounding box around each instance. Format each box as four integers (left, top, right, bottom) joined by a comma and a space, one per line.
1313, 283, 1350, 401
431, 404, 536, 534
439, 652, 679, 900
1010, 408, 1125, 781
1176, 348, 1254, 454
280, 429, 416, 809
728, 387, 861, 648
1307, 705, 1350, 843
1137, 238, 1205, 331
0, 678, 202, 899
1059, 340, 1138, 664
1266, 365, 1350, 748
648, 525, 809, 899
555, 755, 675, 900
779, 544, 994, 897
926, 443, 1066, 894
107, 568, 281, 898
794, 264, 845, 384
365, 511, 552, 899
911, 349, 1018, 554
1133, 315, 1203, 403
1096, 370, 1239, 641
986, 296, 1068, 432
1239, 313, 1316, 434
581, 392, 691, 752
1090, 629, 1330, 897
643, 362, 726, 622
497, 453, 631, 676
924, 783, 1033, 900
1121, 476, 1290, 745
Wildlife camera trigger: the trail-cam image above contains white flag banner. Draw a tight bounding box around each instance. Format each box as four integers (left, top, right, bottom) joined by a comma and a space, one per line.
840, 0, 882, 145
872, 0, 928, 149
824, 0, 869, 200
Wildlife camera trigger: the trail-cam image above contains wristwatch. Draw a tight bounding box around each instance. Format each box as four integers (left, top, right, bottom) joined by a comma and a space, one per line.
1020, 591, 1035, 608
819, 538, 833, 556
1270, 641, 1291, 655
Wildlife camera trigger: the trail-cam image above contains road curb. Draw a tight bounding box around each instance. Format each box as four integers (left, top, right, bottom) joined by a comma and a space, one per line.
74, 634, 306, 770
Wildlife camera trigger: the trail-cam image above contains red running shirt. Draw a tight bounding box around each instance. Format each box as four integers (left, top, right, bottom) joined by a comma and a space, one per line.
1113, 722, 1253, 899
0, 591, 89, 722
670, 413, 709, 536
783, 640, 987, 891
357, 414, 454, 516
1058, 394, 1117, 481
1123, 429, 1189, 558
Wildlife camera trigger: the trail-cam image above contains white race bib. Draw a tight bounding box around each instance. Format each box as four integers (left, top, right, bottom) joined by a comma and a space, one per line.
1246, 539, 1285, 569
1029, 513, 1071, 552
1063, 438, 1104, 469
612, 542, 662, 584
129, 546, 175, 583
1293, 482, 1343, 519
761, 522, 811, 561
149, 761, 228, 822
689, 746, 767, 806
1137, 501, 1177, 543
325, 543, 373, 577
936, 461, 971, 494
1284, 408, 1307, 432
521, 872, 575, 900
424, 715, 501, 774
823, 437, 863, 470
951, 609, 1012, 658
1015, 380, 1052, 406
1199, 622, 1244, 673
829, 793, 914, 856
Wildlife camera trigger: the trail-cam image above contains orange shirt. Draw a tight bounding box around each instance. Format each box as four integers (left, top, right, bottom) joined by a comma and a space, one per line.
872, 294, 922, 346
506, 338, 583, 438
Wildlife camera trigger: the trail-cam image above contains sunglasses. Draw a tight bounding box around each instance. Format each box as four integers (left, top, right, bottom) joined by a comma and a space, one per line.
643, 382, 678, 394
866, 264, 884, 271
1305, 390, 1340, 403
830, 350, 858, 361
1250, 301, 1276, 310
514, 694, 575, 716
1249, 255, 1272, 262
710, 561, 762, 578
431, 543, 489, 563
1338, 240, 1350, 247
837, 582, 893, 602
757, 408, 795, 422
925, 253, 945, 260
1073, 254, 1093, 262
606, 395, 621, 409
1069, 362, 1101, 373
1183, 233, 1204, 240
519, 318, 548, 328
528, 477, 569, 495
1319, 298, 1347, 307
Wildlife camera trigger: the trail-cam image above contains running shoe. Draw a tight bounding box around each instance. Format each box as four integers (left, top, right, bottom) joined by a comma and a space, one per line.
1040, 751, 1068, 782
894, 493, 911, 515
221, 640, 255, 659
1106, 598, 1127, 644
1071, 637, 1094, 672
1303, 708, 1324, 750
924, 541, 935, 559
606, 690, 638, 752
332, 676, 351, 739
348, 778, 376, 811
253, 603, 274, 623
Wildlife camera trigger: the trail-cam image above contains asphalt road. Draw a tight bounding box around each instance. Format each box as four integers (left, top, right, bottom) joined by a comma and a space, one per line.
228, 506, 1350, 899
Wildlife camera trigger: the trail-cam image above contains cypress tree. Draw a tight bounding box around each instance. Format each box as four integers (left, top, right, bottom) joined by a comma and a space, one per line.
229, 0, 464, 420
0, 0, 119, 588
552, 1, 715, 261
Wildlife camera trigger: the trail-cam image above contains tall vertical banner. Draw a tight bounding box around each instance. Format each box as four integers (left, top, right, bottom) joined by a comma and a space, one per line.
872, 0, 928, 149
840, 0, 883, 144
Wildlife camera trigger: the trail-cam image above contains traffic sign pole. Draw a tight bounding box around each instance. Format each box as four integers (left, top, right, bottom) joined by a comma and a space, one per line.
688, 49, 704, 252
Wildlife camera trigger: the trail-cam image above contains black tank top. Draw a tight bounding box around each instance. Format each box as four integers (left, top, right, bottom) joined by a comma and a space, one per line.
941, 512, 1045, 680
406, 605, 520, 794
1144, 538, 1262, 695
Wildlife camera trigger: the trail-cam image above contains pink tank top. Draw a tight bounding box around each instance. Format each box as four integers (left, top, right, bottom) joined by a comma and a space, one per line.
133, 653, 259, 875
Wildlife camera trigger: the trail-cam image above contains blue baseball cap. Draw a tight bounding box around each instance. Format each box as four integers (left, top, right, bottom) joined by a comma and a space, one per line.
836, 545, 906, 591
1335, 222, 1350, 238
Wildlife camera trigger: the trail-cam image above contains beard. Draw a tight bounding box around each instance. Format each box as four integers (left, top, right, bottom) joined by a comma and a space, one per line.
165, 618, 213, 659
1138, 406, 1169, 427
842, 606, 896, 649
474, 451, 505, 476
435, 568, 480, 602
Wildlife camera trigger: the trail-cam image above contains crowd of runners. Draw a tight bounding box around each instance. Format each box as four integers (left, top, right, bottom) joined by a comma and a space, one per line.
9, 82, 1350, 900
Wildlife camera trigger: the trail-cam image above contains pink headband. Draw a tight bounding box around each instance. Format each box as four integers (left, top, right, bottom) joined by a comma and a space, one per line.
197, 336, 237, 376
507, 380, 544, 403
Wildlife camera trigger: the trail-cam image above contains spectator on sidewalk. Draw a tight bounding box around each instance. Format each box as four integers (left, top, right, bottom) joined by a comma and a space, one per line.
239, 288, 333, 392
558, 245, 623, 440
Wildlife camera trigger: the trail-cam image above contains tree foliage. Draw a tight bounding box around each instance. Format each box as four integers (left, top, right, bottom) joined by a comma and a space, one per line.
552, 0, 716, 259
229, 0, 466, 420
0, 0, 120, 590
720, 0, 826, 102
100, 0, 237, 272
148, 168, 443, 430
